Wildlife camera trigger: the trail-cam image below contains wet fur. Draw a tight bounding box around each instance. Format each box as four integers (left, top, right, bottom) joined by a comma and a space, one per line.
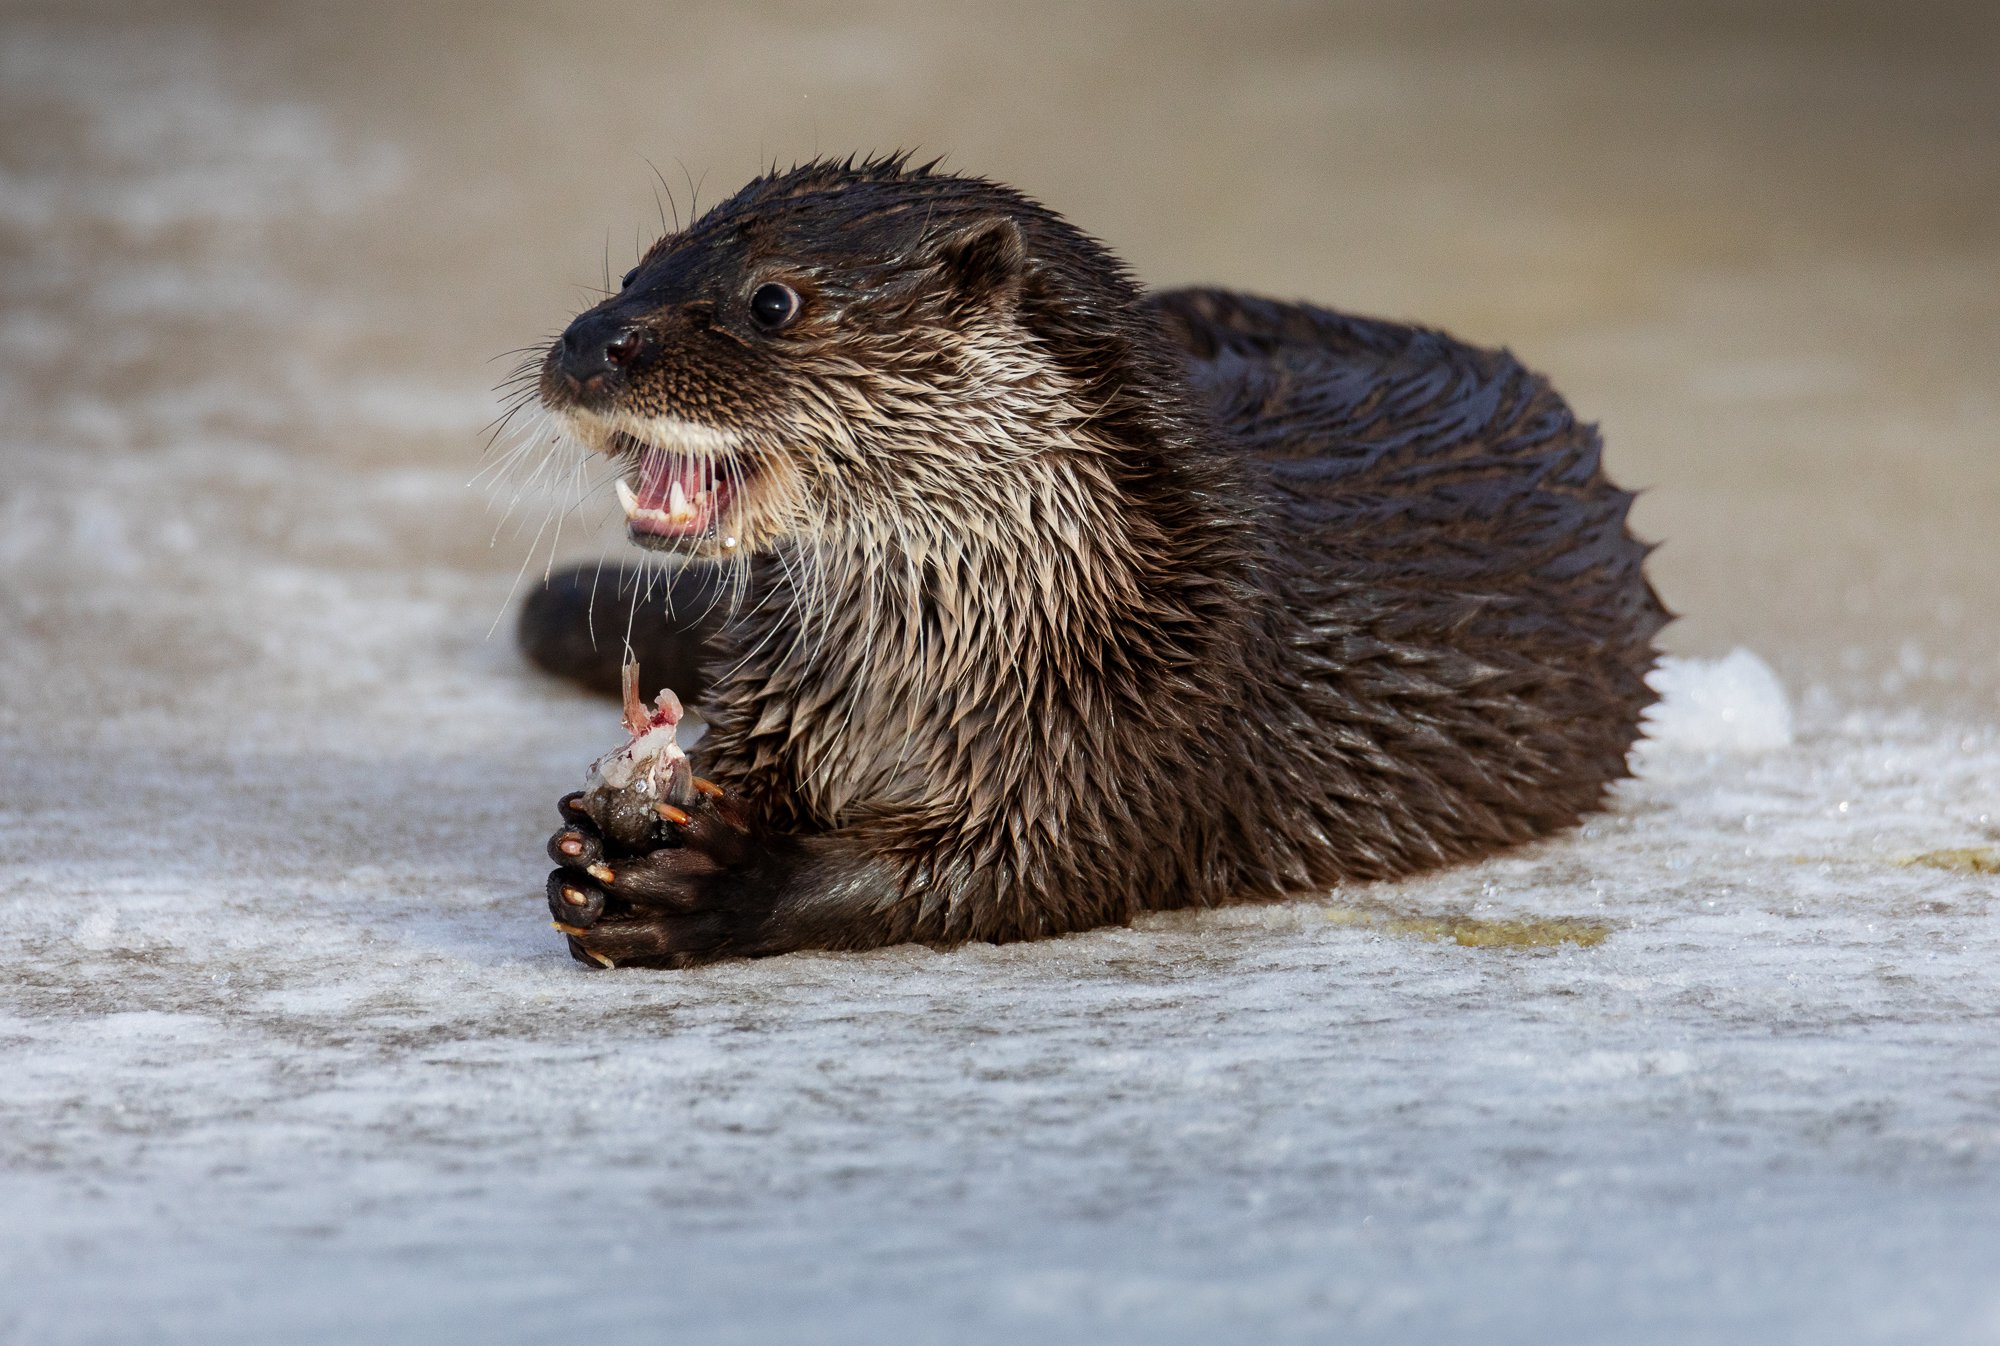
524, 157, 1668, 962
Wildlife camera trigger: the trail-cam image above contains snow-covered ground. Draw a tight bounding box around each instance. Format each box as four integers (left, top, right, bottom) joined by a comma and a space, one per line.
3, 8, 1997, 1344
12, 639, 1999, 1345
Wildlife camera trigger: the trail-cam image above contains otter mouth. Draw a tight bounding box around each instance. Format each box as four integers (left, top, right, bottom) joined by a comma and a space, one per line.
608, 431, 750, 555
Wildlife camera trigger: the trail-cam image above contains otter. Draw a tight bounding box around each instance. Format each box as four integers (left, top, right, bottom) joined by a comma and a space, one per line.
519, 155, 1667, 969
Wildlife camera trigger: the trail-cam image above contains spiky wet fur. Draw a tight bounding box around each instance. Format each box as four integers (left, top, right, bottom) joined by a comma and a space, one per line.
525, 155, 1669, 960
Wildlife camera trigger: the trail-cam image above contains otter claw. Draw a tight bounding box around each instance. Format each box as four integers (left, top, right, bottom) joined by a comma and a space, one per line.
692, 777, 724, 798
655, 803, 692, 826
563, 933, 618, 969
547, 825, 603, 868
546, 871, 606, 927
585, 863, 616, 884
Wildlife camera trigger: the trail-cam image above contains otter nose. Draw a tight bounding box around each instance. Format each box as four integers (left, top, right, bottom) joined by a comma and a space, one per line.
555, 313, 645, 389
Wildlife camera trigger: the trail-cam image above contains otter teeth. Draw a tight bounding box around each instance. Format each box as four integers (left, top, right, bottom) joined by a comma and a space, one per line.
615, 475, 714, 530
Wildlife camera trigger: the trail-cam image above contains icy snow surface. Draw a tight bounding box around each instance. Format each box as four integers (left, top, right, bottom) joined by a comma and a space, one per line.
4, 9, 2000, 1345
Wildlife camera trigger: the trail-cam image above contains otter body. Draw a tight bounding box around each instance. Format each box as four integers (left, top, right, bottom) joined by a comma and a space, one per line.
527, 157, 1666, 968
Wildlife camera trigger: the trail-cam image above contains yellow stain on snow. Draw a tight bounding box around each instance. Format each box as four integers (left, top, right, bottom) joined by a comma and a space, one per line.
1324, 904, 1612, 949
1900, 847, 2000, 876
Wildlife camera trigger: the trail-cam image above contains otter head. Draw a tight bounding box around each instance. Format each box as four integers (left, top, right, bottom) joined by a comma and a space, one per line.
538, 156, 1155, 565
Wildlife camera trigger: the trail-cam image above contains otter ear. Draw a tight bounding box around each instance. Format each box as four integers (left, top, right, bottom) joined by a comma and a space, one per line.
929, 216, 1027, 304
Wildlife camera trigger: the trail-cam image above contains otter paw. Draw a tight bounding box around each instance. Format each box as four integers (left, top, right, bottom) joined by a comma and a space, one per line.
543, 788, 764, 969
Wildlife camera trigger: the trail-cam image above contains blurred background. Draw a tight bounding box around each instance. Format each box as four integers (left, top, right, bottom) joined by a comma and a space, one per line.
4, 3, 1999, 1342
4, 0, 1996, 723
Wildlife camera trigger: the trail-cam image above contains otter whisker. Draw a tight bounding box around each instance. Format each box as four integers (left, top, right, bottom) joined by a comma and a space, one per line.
487, 420, 574, 540
489, 487, 568, 639
479, 412, 563, 533
469, 408, 555, 492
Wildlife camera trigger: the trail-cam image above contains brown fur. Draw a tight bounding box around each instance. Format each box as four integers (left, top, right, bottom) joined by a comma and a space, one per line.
524, 156, 1668, 966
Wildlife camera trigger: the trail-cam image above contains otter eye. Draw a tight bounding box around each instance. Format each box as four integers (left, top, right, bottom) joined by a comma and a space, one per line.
750, 282, 801, 331
620, 267, 639, 290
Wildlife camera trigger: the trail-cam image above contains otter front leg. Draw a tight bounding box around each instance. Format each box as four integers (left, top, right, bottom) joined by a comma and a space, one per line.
544, 792, 908, 968
516, 562, 726, 701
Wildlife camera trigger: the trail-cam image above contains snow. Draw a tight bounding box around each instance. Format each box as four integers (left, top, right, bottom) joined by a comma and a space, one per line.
8, 666, 2000, 1344
3, 11, 1999, 1346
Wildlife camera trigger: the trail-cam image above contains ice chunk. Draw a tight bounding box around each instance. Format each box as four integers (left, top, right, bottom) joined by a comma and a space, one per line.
1642, 647, 1794, 753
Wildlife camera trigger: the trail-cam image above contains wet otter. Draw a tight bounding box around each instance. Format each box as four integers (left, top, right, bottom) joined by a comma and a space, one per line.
521, 155, 1667, 968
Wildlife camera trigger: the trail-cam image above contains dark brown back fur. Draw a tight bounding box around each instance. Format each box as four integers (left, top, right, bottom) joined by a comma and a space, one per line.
526, 158, 1667, 961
